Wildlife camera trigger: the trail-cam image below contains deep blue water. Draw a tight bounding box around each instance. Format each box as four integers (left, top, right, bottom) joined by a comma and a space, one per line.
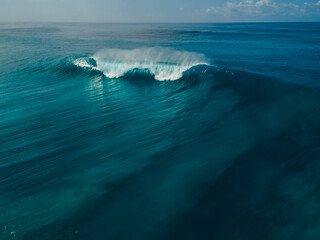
1, 22, 320, 240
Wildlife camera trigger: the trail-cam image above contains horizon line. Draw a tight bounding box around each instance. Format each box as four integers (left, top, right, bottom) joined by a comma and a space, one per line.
1, 20, 320, 24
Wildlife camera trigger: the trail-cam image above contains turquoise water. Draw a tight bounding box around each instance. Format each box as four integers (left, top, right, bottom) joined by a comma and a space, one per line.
1, 22, 320, 240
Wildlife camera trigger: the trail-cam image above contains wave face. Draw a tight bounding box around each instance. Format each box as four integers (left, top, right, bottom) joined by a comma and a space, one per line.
73, 48, 209, 81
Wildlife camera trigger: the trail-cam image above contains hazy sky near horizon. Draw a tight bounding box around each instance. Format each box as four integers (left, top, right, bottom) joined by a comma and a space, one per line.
1, 0, 320, 22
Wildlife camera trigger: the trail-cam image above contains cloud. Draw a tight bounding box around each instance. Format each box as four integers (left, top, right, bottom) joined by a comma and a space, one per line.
206, 0, 320, 17
302, 1, 320, 14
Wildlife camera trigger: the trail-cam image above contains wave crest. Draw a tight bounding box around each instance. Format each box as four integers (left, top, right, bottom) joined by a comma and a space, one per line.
73, 48, 209, 81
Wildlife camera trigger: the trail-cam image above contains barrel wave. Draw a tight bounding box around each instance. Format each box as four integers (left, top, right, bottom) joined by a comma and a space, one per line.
1, 23, 320, 240
73, 47, 209, 81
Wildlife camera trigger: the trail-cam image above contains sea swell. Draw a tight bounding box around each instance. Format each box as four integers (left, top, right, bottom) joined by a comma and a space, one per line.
16, 57, 320, 240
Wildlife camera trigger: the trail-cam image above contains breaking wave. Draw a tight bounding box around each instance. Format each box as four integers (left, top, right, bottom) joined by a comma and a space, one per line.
73, 48, 209, 81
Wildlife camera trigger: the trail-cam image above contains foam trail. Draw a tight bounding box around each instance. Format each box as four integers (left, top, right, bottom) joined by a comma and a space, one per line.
74, 48, 209, 81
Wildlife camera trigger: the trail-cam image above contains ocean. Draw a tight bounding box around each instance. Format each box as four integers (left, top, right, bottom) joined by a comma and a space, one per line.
0, 22, 320, 240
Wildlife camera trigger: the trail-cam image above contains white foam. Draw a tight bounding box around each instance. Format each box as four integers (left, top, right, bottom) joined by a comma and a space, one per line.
74, 48, 209, 81
73, 58, 100, 70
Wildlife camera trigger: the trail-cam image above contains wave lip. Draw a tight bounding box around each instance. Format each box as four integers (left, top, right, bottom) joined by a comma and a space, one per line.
74, 48, 209, 81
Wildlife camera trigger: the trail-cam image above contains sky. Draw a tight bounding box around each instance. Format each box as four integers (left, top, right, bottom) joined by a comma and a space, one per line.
0, 0, 320, 22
